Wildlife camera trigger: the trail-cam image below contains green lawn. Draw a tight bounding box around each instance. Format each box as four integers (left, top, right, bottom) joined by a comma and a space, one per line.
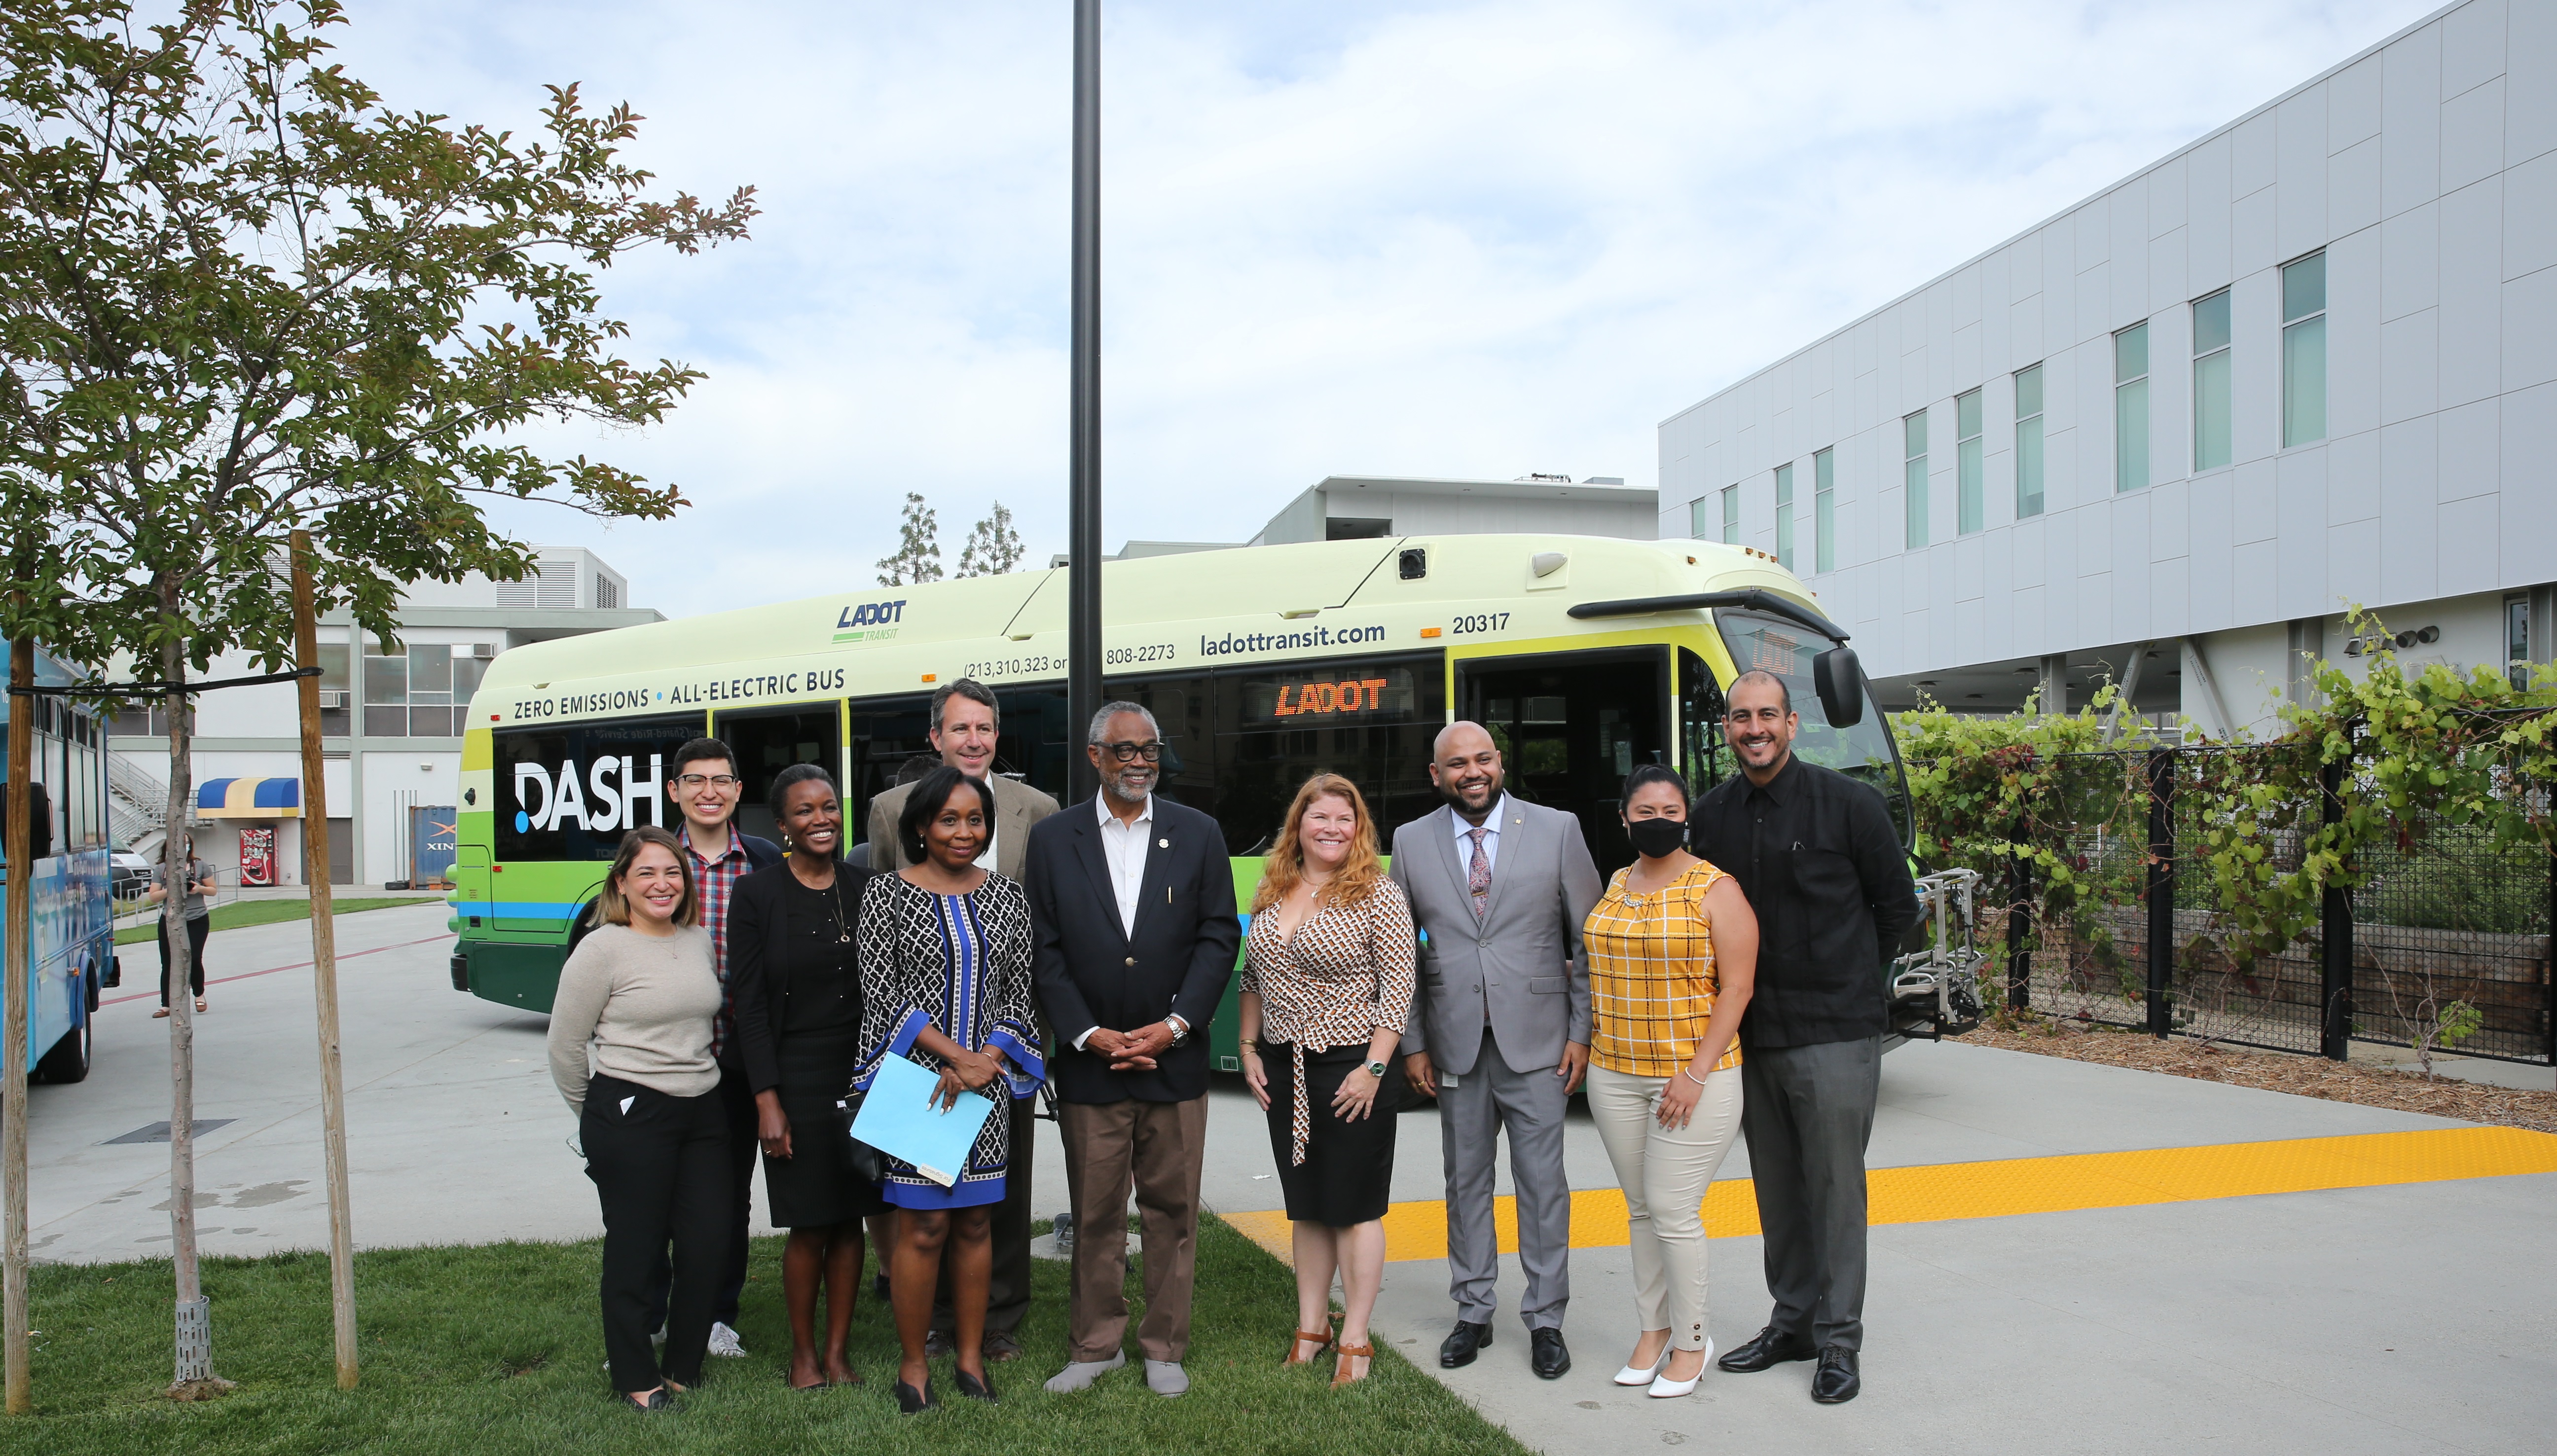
3, 1215, 1525, 1456
112, 897, 444, 945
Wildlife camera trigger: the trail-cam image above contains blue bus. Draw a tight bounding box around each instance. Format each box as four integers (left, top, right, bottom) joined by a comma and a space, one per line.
0, 641, 115, 1084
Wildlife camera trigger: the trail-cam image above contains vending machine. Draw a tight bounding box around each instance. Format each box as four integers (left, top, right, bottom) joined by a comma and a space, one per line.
239, 826, 276, 887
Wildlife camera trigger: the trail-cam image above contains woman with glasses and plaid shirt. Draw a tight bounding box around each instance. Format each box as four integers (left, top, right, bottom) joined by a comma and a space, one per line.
1582, 763, 1757, 1400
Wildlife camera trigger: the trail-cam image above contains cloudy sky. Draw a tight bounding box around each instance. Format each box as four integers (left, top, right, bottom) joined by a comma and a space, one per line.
332, 0, 2430, 619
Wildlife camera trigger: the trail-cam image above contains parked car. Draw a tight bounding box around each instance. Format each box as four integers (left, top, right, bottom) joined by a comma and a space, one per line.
109, 851, 154, 901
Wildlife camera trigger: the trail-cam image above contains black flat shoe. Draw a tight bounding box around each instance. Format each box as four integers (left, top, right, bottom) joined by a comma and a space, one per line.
1530, 1327, 1571, 1380
1811, 1347, 1859, 1403
625, 1387, 676, 1413
1439, 1320, 1494, 1368
1718, 1325, 1818, 1373
894, 1378, 937, 1415
953, 1368, 998, 1404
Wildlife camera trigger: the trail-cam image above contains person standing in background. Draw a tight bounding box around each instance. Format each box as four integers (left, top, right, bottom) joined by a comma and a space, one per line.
1583, 764, 1755, 1400
547, 826, 724, 1414
1393, 722, 1603, 1381
1689, 670, 1920, 1406
1027, 701, 1239, 1400
864, 678, 1059, 1361
147, 834, 218, 1019
1237, 773, 1415, 1389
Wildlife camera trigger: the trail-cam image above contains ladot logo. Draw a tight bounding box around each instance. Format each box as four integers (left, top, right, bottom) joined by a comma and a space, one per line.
513, 755, 666, 835
834, 598, 908, 642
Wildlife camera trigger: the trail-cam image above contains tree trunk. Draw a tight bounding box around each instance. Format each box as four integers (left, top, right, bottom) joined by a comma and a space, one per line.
157, 590, 225, 1398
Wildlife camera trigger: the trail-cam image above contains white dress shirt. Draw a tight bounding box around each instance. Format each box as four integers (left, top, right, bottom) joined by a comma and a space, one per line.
1074, 794, 1187, 1049
1450, 793, 1509, 872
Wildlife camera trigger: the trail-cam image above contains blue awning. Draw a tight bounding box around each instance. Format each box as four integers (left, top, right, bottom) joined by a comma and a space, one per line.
196, 777, 302, 818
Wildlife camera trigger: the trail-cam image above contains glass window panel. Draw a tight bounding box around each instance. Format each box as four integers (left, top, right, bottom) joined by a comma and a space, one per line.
318, 642, 350, 692
1904, 452, 1928, 549
408, 643, 452, 694
1903, 410, 1927, 459
1956, 388, 1981, 441
2116, 376, 2150, 492
2016, 363, 2043, 419
1721, 485, 1740, 545
1813, 448, 1835, 574
1958, 435, 1983, 534
1774, 464, 1794, 570
2193, 290, 2231, 353
2283, 252, 2325, 322
363, 652, 406, 704
2114, 322, 2148, 384
2283, 315, 2327, 445
2193, 348, 2232, 470
453, 656, 487, 711
364, 705, 406, 736
407, 707, 455, 738
2508, 597, 2531, 662
1689, 496, 1713, 540
2017, 416, 2045, 517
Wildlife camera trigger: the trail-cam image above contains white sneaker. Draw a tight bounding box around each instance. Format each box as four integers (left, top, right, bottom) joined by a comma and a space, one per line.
1044, 1350, 1126, 1393
706, 1321, 747, 1358
1648, 1338, 1715, 1399
1143, 1359, 1189, 1398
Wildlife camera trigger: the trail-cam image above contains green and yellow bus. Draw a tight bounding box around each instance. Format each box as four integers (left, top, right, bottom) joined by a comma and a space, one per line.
446, 532, 1916, 1065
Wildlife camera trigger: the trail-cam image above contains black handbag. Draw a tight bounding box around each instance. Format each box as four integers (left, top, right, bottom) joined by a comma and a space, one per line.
833, 1090, 888, 1185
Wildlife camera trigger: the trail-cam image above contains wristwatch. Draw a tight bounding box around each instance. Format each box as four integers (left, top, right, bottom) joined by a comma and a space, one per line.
1165, 1016, 1189, 1047
1364, 1058, 1389, 1079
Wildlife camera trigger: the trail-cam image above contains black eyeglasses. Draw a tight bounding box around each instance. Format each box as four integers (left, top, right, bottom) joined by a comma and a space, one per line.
1098, 740, 1165, 763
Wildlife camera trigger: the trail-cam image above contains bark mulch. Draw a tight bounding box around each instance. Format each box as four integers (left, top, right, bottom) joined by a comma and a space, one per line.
1950, 1019, 2557, 1134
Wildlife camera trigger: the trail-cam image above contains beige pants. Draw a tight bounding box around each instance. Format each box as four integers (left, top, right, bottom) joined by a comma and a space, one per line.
1058, 1096, 1207, 1363
1587, 1063, 1746, 1351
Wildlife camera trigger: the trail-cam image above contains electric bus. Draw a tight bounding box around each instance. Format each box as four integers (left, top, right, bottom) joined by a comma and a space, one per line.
446, 533, 1924, 1064
0, 639, 117, 1084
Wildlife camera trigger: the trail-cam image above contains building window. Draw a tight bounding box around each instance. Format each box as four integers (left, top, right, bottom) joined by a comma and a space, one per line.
1688, 495, 1711, 540
1773, 463, 1795, 570
1813, 447, 1835, 573
1720, 484, 1740, 545
2191, 290, 2232, 472
2014, 364, 2045, 518
1955, 389, 1983, 535
2114, 322, 2150, 493
2508, 594, 2532, 691
364, 643, 488, 739
1902, 410, 1928, 549
2282, 251, 2327, 446
596, 575, 619, 609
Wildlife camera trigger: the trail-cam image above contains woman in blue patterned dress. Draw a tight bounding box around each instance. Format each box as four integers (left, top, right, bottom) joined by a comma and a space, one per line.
855, 765, 1042, 1414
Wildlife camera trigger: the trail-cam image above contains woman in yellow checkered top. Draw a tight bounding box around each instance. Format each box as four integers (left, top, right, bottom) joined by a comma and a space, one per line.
1583, 762, 1758, 1400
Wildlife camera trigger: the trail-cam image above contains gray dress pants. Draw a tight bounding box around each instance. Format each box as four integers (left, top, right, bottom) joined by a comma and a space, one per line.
1439, 1027, 1571, 1330
1738, 1035, 1880, 1352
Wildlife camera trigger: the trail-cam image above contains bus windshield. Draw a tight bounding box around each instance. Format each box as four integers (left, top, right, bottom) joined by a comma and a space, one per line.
1711, 610, 1913, 848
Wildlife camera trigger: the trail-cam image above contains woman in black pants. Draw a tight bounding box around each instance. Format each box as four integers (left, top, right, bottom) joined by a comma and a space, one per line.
147, 838, 217, 1018
731, 764, 885, 1390
546, 825, 726, 1413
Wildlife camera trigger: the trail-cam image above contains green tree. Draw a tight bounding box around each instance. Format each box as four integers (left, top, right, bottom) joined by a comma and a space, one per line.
877, 491, 943, 585
0, 0, 752, 1396
955, 500, 1023, 578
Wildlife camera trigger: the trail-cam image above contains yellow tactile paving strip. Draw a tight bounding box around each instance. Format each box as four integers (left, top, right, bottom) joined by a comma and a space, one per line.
1221, 1127, 2557, 1264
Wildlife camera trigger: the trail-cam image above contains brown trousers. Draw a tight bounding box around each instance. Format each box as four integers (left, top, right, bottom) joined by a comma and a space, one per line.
1058, 1095, 1207, 1363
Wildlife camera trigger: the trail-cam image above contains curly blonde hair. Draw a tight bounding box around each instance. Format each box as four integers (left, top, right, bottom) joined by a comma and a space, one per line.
1250, 773, 1385, 914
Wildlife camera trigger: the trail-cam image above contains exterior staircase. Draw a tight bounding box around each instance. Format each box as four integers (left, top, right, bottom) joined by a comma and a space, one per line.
108, 751, 171, 858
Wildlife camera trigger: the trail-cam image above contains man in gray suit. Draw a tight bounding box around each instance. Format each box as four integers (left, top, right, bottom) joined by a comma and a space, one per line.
1392, 721, 1604, 1380
865, 677, 1059, 1359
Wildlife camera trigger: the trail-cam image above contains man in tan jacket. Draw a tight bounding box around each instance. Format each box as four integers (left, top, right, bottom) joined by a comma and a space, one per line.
863, 678, 1059, 1358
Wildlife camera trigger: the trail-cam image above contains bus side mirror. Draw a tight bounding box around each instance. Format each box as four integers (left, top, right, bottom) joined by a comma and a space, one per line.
1813, 647, 1863, 728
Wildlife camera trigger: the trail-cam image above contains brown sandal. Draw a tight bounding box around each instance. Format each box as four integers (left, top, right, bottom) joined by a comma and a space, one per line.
1331, 1342, 1375, 1388
1284, 1325, 1335, 1365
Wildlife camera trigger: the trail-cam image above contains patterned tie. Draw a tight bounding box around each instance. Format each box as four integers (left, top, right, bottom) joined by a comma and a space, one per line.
1467, 827, 1491, 919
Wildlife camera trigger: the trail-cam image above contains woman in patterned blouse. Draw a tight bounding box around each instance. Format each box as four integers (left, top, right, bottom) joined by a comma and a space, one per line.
1237, 772, 1416, 1389
854, 765, 1043, 1413
1582, 762, 1757, 1400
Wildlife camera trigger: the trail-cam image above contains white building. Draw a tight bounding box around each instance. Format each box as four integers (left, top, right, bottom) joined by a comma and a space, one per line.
110, 547, 658, 886
1660, 0, 2555, 734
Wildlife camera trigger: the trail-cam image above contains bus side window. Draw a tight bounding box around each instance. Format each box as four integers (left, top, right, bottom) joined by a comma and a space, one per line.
1205, 656, 1444, 858
1679, 648, 1730, 796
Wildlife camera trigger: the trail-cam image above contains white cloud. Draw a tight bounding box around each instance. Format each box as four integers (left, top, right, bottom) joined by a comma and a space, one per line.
330, 0, 2427, 616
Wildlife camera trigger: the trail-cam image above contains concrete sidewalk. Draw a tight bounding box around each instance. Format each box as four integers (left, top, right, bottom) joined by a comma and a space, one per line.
23, 912, 2552, 1454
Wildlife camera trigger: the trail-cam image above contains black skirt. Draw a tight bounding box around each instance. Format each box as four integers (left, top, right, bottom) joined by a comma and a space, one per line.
1263, 1043, 1397, 1229
762, 1029, 890, 1228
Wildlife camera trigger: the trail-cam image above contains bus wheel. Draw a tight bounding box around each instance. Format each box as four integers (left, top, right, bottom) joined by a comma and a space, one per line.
35, 1017, 92, 1085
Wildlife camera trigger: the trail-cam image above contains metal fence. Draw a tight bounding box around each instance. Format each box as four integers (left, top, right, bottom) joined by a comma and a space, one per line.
1976, 746, 2554, 1066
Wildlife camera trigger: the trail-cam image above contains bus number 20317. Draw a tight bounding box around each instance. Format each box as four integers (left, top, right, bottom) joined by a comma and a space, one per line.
1451, 612, 1510, 635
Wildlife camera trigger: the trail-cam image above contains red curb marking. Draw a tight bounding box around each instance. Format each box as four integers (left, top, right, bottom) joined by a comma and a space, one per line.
102, 933, 456, 1007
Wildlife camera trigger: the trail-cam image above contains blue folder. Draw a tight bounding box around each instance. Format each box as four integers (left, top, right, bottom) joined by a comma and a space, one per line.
851, 1055, 996, 1188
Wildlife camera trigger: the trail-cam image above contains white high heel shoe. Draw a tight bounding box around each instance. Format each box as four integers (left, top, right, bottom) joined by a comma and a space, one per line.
1647, 1338, 1716, 1398
1611, 1339, 1672, 1387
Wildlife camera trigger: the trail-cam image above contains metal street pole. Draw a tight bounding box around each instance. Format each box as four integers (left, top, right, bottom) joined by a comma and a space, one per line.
1067, 0, 1102, 803
290, 534, 358, 1389
3, 636, 32, 1415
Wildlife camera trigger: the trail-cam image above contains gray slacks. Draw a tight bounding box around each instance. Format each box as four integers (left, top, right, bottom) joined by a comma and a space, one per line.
1439, 1028, 1571, 1330
1739, 1035, 1880, 1352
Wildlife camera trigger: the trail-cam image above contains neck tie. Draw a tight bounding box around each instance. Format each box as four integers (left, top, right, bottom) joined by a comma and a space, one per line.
1466, 826, 1491, 919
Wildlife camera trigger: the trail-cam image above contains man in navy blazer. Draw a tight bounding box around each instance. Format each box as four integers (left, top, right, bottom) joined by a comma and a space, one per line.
1025, 701, 1239, 1399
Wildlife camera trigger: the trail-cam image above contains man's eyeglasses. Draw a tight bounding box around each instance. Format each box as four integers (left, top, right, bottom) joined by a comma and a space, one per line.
675, 773, 741, 790
1099, 740, 1165, 763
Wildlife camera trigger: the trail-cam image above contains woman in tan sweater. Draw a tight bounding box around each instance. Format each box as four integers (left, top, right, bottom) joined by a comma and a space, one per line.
547, 825, 724, 1414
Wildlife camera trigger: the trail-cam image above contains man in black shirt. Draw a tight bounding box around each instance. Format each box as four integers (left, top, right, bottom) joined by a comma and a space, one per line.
1689, 669, 1919, 1405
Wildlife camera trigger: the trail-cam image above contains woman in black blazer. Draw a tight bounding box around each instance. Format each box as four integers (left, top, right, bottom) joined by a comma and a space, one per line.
730, 764, 883, 1390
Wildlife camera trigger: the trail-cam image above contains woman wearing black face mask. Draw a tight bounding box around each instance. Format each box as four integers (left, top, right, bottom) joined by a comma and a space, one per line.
1580, 763, 1758, 1400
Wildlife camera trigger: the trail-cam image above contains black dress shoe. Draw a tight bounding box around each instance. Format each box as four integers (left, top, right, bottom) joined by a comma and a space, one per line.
1530, 1327, 1571, 1380
1718, 1325, 1818, 1373
953, 1368, 998, 1404
1810, 1347, 1860, 1404
1438, 1321, 1494, 1368
893, 1378, 937, 1415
